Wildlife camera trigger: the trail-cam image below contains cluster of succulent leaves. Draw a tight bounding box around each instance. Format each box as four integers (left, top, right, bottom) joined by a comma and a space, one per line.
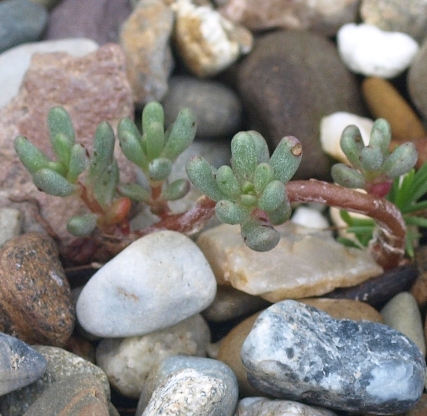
186, 132, 302, 251
332, 118, 426, 257
14, 102, 197, 237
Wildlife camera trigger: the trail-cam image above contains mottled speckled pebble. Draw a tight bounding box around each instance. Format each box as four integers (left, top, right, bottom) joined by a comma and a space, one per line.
241, 300, 426, 414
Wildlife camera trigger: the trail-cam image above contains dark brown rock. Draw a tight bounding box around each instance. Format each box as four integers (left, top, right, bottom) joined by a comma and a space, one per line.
0, 44, 135, 259
22, 373, 109, 416
237, 30, 366, 180
0, 232, 75, 346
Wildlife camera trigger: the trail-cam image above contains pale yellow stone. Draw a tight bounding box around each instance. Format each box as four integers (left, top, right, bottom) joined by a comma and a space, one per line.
196, 222, 383, 302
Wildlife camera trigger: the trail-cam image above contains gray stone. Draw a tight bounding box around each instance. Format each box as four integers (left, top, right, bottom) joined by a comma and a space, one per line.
241, 300, 426, 414
235, 397, 337, 416
96, 314, 211, 398
0, 0, 48, 53
76, 230, 217, 337
136, 355, 238, 415
0, 208, 22, 246
236, 30, 366, 180
162, 76, 243, 139
0, 345, 110, 415
0, 333, 47, 397
408, 37, 427, 121
381, 292, 426, 356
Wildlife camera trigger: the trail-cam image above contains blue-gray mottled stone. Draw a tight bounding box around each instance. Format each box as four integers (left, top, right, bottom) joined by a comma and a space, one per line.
0, 333, 47, 396
241, 300, 426, 415
136, 355, 238, 416
0, 0, 48, 53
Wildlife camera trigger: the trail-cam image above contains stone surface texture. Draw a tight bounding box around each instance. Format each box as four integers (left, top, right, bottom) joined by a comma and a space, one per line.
218, 0, 359, 36
77, 230, 216, 337
0, 207, 22, 246
197, 222, 383, 302
136, 355, 238, 415
360, 0, 427, 43
408, 37, 427, 121
120, 0, 174, 105
337, 23, 419, 78
236, 30, 366, 180
0, 345, 110, 416
95, 314, 210, 398
0, 44, 134, 257
0, 233, 75, 346
0, 333, 47, 397
241, 300, 426, 414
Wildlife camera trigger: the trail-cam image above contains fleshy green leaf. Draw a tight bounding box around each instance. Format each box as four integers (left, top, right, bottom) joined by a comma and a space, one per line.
331, 164, 366, 189
33, 168, 78, 196
117, 182, 151, 202
231, 132, 258, 182
257, 180, 286, 212
215, 200, 249, 225
241, 218, 281, 252
118, 118, 148, 169
48, 107, 75, 147
142, 102, 165, 160
66, 214, 98, 237
161, 179, 190, 201
14, 136, 53, 175
269, 136, 302, 183
253, 163, 274, 194
67, 143, 88, 183
216, 165, 241, 199
148, 158, 172, 182
94, 160, 119, 208
381, 142, 418, 178
340, 125, 364, 169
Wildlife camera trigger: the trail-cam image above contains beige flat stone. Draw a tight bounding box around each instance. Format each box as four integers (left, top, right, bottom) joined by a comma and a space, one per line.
197, 222, 383, 302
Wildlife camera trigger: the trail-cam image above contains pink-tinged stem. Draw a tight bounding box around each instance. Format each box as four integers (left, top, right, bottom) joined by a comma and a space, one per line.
286, 180, 406, 269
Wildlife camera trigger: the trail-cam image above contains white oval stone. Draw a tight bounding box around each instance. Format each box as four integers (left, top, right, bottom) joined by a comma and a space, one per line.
337, 23, 419, 78
76, 230, 217, 337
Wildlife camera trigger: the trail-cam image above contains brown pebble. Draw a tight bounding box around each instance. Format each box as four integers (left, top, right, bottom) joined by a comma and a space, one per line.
22, 373, 109, 416
299, 298, 383, 323
0, 232, 75, 346
362, 77, 427, 142
411, 245, 427, 307
404, 393, 427, 416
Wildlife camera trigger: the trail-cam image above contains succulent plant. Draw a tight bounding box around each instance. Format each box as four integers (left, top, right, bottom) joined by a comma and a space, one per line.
186, 131, 302, 251
331, 118, 417, 196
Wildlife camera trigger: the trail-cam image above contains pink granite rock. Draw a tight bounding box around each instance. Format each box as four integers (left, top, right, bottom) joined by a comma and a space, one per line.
0, 43, 134, 261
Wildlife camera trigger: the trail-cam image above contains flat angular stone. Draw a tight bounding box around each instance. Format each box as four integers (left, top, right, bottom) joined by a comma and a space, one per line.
197, 222, 382, 302
241, 300, 426, 414
0, 333, 47, 396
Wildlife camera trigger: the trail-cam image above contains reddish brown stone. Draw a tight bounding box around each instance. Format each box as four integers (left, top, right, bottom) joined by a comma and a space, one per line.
0, 44, 135, 260
0, 232, 75, 346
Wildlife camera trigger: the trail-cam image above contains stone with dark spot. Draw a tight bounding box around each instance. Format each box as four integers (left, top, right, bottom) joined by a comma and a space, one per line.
0, 233, 75, 346
236, 30, 366, 180
241, 300, 426, 414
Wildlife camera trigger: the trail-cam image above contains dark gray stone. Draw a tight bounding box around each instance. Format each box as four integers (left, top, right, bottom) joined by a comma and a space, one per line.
237, 30, 366, 180
241, 300, 426, 415
162, 76, 243, 139
0, 0, 48, 53
0, 333, 47, 396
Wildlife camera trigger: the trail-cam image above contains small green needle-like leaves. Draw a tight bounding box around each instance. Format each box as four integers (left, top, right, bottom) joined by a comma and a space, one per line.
269, 136, 302, 183
161, 179, 190, 201
33, 168, 78, 196
67, 214, 98, 237
14, 136, 52, 175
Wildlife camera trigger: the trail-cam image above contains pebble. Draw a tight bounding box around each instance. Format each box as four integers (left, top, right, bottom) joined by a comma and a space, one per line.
0, 43, 134, 259
172, 0, 253, 77
119, 0, 174, 105
0, 345, 110, 416
290, 206, 330, 230
0, 0, 48, 53
44, 0, 132, 45
0, 333, 47, 397
202, 286, 270, 323
412, 245, 427, 307
136, 355, 238, 415
235, 397, 337, 416
196, 222, 382, 302
362, 77, 427, 142
337, 23, 419, 78
0, 38, 99, 109
241, 300, 426, 414
381, 292, 426, 356
162, 76, 243, 139
0, 233, 75, 346
237, 30, 365, 180
22, 373, 110, 416
77, 230, 216, 338
0, 207, 22, 246
95, 313, 211, 398
408, 36, 427, 122
30, 0, 61, 10
360, 0, 427, 43
406, 394, 427, 416
217, 0, 359, 36
319, 112, 373, 163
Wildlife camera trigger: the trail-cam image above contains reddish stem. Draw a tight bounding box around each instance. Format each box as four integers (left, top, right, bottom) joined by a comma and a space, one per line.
286, 180, 406, 269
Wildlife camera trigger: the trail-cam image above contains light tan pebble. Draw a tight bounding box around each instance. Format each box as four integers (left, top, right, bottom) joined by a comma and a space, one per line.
0, 207, 22, 246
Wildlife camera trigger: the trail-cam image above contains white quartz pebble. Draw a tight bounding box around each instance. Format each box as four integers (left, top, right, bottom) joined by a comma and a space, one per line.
337, 23, 419, 78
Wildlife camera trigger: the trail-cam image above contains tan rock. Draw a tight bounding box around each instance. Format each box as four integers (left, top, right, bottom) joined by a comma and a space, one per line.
197, 222, 383, 302
300, 298, 383, 323
172, 0, 253, 77
120, 0, 174, 104
0, 44, 134, 259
